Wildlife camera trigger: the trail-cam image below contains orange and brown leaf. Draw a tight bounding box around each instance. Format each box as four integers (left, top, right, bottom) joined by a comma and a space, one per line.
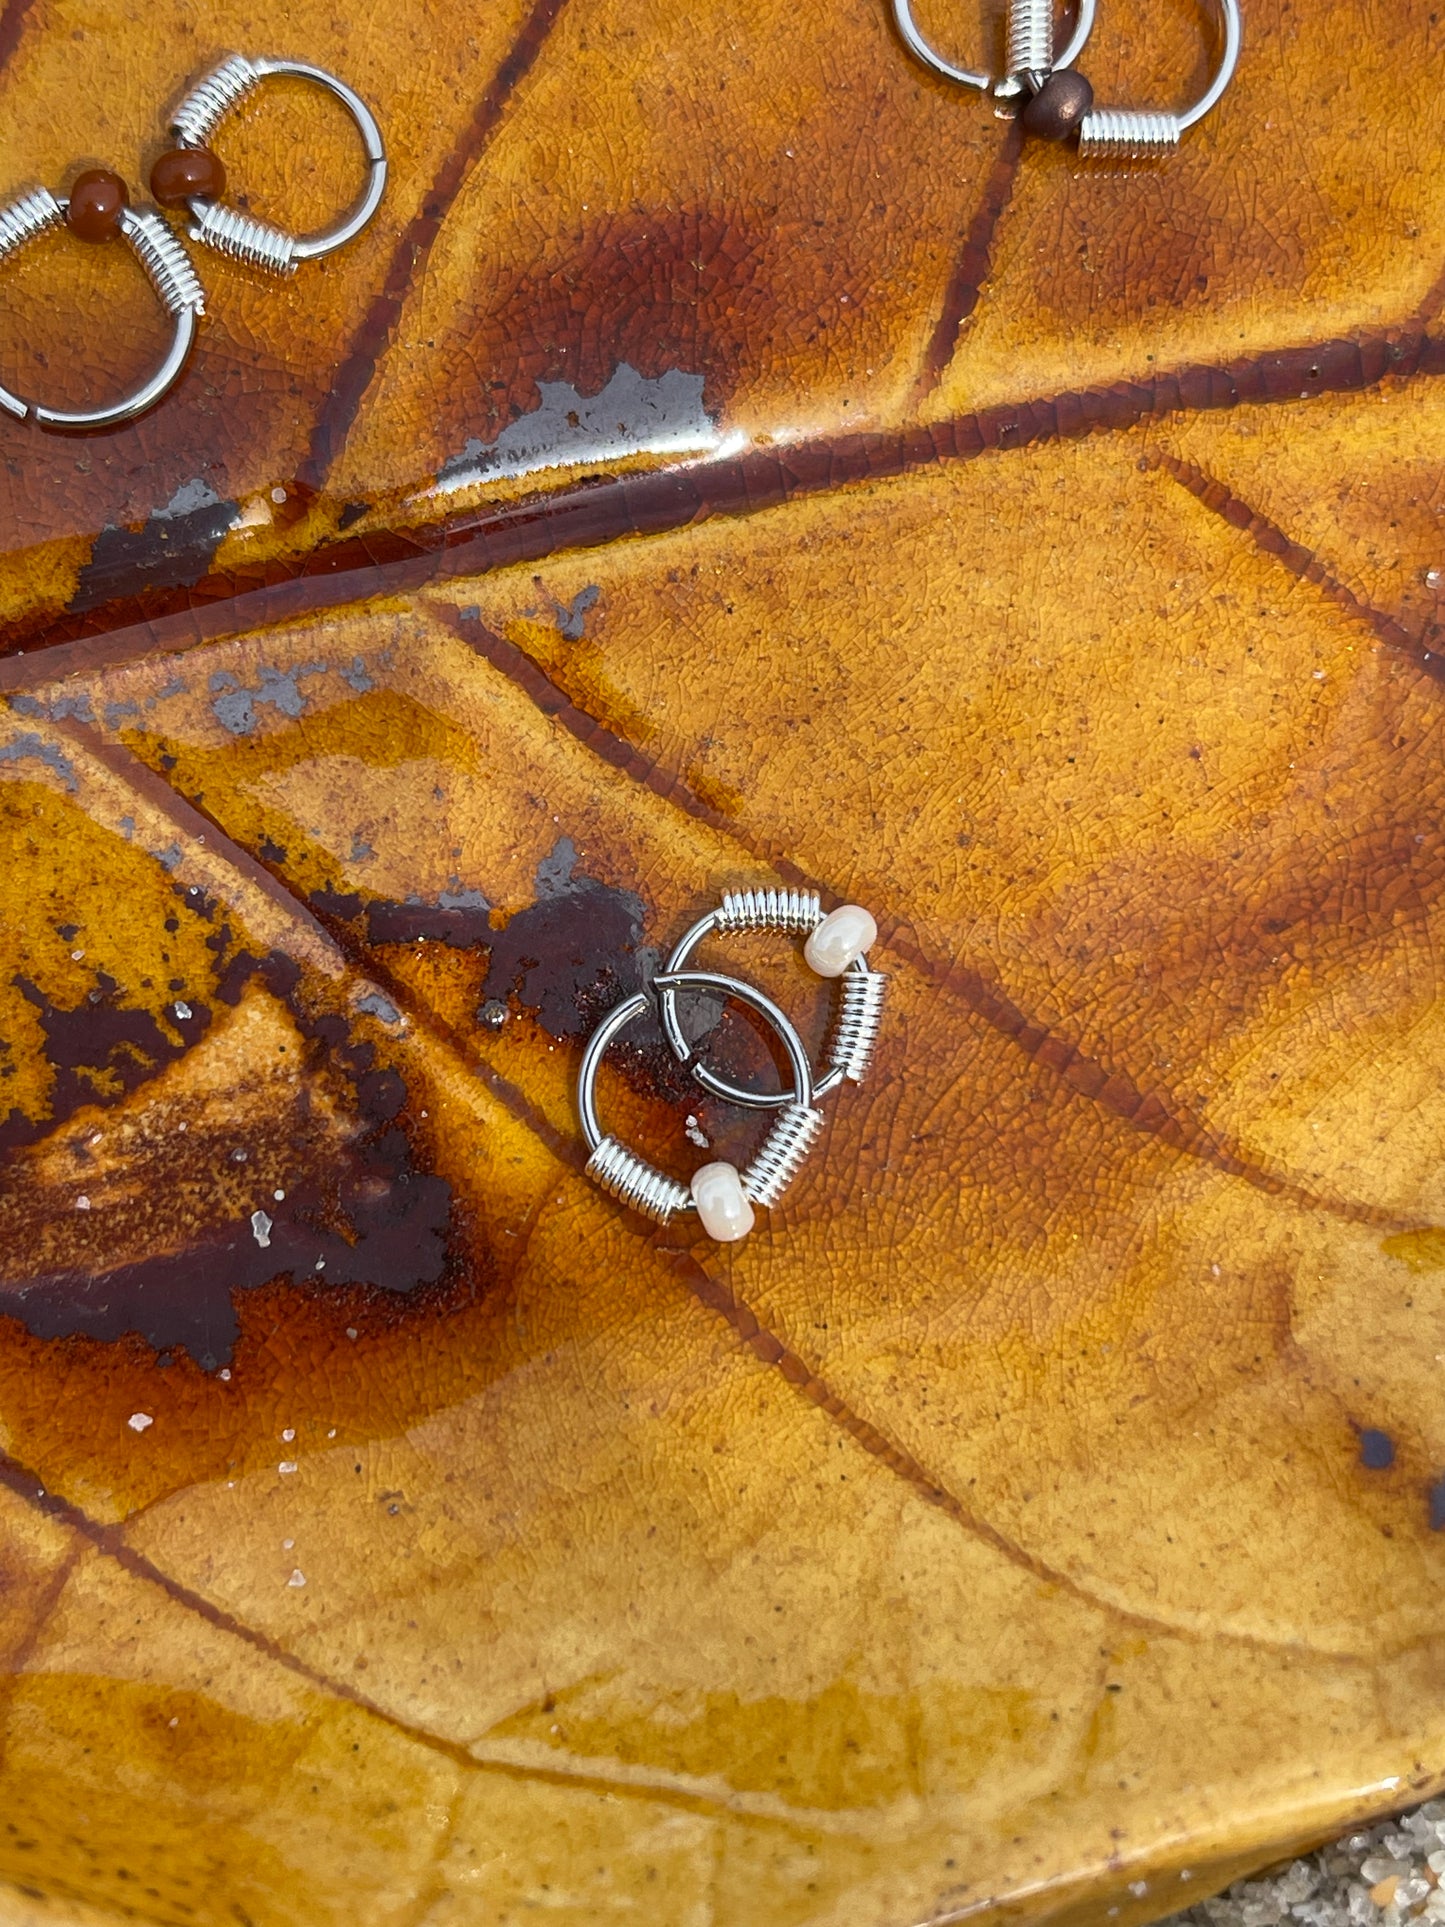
1, 0, 1445, 1922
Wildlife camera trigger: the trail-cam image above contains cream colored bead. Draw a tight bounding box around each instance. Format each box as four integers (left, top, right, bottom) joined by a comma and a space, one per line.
690, 1161, 755, 1242
804, 903, 878, 977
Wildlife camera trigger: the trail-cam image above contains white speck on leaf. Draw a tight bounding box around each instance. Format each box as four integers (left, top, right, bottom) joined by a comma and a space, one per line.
128, 1413, 153, 1433
287, 1569, 306, 1588
278, 1461, 298, 1475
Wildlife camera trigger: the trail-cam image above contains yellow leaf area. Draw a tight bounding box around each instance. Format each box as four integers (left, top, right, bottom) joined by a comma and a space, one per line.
2, 395, 1445, 1927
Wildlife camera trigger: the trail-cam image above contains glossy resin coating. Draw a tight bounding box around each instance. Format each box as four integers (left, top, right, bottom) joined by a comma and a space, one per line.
1, 0, 1444, 1923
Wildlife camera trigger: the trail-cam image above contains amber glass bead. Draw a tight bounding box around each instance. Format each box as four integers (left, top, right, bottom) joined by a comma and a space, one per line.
65, 168, 128, 242
149, 147, 227, 209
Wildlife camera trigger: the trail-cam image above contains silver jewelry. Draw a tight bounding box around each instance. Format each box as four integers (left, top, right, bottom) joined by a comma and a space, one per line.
0, 189, 205, 430
1077, 0, 1241, 156
167, 55, 387, 274
575, 891, 886, 1242
657, 888, 886, 1109
891, 0, 1240, 154
890, 0, 1095, 99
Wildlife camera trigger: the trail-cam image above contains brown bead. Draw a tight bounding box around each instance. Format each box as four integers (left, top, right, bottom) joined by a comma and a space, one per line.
1020, 69, 1095, 141
150, 146, 227, 210
65, 168, 129, 242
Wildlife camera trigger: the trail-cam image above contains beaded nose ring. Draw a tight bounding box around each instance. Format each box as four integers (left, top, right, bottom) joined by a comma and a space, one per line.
156, 55, 387, 274
0, 179, 205, 431
576, 889, 886, 1243
891, 0, 1241, 154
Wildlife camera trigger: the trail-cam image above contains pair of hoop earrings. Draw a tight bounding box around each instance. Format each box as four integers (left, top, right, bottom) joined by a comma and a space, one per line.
893, 0, 1241, 155
0, 54, 385, 432
577, 889, 887, 1243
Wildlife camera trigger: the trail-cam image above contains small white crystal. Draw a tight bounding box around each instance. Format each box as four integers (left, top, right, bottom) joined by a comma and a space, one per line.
250, 1210, 272, 1248
128, 1413, 153, 1433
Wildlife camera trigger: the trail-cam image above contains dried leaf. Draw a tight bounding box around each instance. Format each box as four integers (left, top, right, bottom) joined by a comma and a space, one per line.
1, 0, 1444, 1921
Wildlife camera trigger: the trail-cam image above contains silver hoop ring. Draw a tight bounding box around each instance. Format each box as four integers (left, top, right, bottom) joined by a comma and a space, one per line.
1077, 0, 1240, 155
578, 970, 817, 1157
576, 972, 826, 1227
0, 190, 204, 431
891, 0, 1095, 93
656, 906, 868, 1111
169, 54, 387, 272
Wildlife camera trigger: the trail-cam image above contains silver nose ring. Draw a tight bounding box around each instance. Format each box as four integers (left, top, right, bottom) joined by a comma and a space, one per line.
656, 888, 887, 1111
166, 54, 387, 274
890, 0, 1096, 97
0, 187, 205, 431
1077, 0, 1241, 156
578, 970, 825, 1227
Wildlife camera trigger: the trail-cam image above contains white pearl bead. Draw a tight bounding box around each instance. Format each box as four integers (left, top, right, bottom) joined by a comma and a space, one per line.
804, 903, 878, 977
691, 1161, 755, 1242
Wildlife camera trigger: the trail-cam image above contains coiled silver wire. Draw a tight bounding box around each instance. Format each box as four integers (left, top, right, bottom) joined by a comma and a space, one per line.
585, 1138, 692, 1224
717, 888, 822, 936
742, 1105, 825, 1210
0, 195, 203, 429
659, 890, 881, 1108
1077, 109, 1181, 156
169, 53, 264, 147
0, 187, 62, 261
827, 969, 888, 1086
188, 200, 297, 275
1006, 0, 1054, 83
1076, 0, 1240, 156
124, 207, 207, 315
169, 54, 387, 271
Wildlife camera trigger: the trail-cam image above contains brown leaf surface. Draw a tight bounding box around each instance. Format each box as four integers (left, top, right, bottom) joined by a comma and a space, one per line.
2, 0, 1445, 1920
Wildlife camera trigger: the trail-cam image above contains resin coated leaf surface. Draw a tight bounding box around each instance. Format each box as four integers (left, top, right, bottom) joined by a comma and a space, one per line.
0, 0, 1443, 1922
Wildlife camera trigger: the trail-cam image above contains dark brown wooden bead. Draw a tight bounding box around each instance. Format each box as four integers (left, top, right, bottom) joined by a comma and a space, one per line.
150, 146, 227, 209
65, 168, 128, 242
1020, 70, 1095, 141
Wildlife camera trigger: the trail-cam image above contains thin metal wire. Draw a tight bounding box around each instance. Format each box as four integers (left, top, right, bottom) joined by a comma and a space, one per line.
826, 969, 888, 1086
1076, 109, 1181, 156
169, 53, 264, 145
0, 186, 62, 262
658, 892, 879, 1110
584, 1138, 693, 1224
188, 200, 298, 274
1006, 0, 1055, 85
169, 53, 387, 271
123, 206, 207, 316
893, 0, 1096, 94
0, 196, 203, 430
1077, 0, 1240, 155
717, 887, 822, 935
743, 1104, 826, 1209
577, 972, 824, 1227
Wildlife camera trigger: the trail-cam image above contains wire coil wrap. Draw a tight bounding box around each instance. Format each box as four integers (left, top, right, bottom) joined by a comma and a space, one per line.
827, 969, 888, 1086
0, 187, 62, 261
124, 209, 207, 314
188, 200, 297, 274
1006, 0, 1054, 79
584, 1138, 693, 1224
717, 888, 822, 935
1077, 109, 1181, 156
169, 54, 264, 147
743, 1105, 825, 1209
